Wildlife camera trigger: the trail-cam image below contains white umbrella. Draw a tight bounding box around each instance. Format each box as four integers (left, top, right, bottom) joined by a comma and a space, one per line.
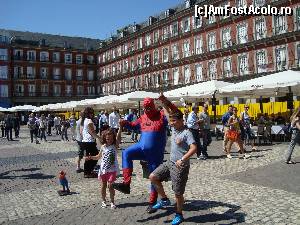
164, 80, 232, 100
219, 70, 300, 97
0, 107, 8, 112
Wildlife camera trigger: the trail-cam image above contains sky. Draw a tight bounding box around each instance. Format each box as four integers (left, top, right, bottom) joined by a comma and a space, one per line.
1, 0, 183, 40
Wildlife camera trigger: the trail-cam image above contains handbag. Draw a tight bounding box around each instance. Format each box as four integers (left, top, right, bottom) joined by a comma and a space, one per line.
227, 129, 239, 141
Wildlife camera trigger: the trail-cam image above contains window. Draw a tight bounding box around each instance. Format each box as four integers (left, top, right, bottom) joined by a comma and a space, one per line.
0, 35, 9, 43
194, 36, 203, 54
223, 58, 232, 77
76, 69, 83, 80
172, 44, 179, 60
65, 53, 72, 64
220, 1, 230, 19
137, 55, 142, 69
14, 49, 23, 60
296, 7, 300, 30
238, 54, 248, 75
154, 30, 159, 43
173, 68, 179, 85
28, 84, 35, 96
153, 49, 159, 65
76, 54, 83, 64
66, 85, 72, 96
193, 16, 202, 29
297, 44, 300, 67
163, 26, 169, 40
182, 17, 190, 33
145, 34, 151, 46
130, 40, 135, 52
65, 68, 72, 80
208, 14, 216, 24
254, 0, 265, 6
274, 15, 286, 34
14, 66, 23, 78
40, 51, 49, 62
41, 67, 48, 79
0, 49, 8, 60
237, 23, 248, 44
117, 46, 122, 57
88, 86, 95, 95
53, 52, 60, 62
27, 67, 35, 79
208, 60, 217, 80
256, 51, 267, 73
195, 64, 203, 82
255, 17, 266, 40
41, 84, 48, 96
15, 84, 24, 96
184, 65, 191, 84
183, 40, 190, 57
0, 66, 8, 79
130, 78, 136, 90
0, 85, 8, 97
130, 58, 135, 72
27, 50, 36, 61
123, 59, 128, 73
77, 85, 84, 95
208, 33, 216, 51
222, 28, 232, 48
88, 70, 94, 81
123, 43, 128, 54
154, 73, 160, 88
53, 68, 60, 80
86, 55, 94, 64
236, 0, 246, 7
144, 53, 150, 67
275, 46, 287, 71
137, 37, 143, 49
162, 70, 169, 86
112, 64, 116, 75
171, 22, 178, 37
163, 48, 169, 62
112, 49, 116, 59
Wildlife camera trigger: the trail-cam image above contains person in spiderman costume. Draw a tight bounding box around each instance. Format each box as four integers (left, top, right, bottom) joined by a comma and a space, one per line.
113, 95, 178, 212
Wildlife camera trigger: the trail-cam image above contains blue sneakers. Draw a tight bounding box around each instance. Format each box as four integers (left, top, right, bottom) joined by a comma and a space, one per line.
152, 198, 171, 210
171, 213, 184, 225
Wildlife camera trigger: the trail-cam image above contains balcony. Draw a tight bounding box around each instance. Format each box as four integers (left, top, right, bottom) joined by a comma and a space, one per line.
28, 92, 36, 97
40, 57, 49, 62
41, 92, 48, 97
13, 74, 36, 79
273, 25, 287, 35
14, 92, 24, 97
76, 76, 83, 81
27, 57, 36, 61
53, 92, 61, 97
13, 55, 24, 61
27, 74, 36, 79
65, 92, 72, 97
40, 75, 48, 79
53, 74, 62, 80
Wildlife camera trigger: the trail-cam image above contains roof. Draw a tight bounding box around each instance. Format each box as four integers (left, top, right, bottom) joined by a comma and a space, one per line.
0, 28, 103, 51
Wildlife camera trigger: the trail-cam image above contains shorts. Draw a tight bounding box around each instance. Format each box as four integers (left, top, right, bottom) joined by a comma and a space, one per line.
152, 161, 190, 195
99, 171, 117, 183
77, 141, 84, 159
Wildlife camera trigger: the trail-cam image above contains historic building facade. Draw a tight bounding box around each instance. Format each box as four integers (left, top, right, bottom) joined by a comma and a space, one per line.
0, 30, 100, 107
97, 0, 300, 98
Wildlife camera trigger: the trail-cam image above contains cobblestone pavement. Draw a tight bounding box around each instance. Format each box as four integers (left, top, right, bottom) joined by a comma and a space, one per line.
0, 127, 299, 225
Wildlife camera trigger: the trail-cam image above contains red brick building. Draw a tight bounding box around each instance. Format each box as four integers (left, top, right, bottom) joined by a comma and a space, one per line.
0, 30, 101, 107
97, 0, 300, 100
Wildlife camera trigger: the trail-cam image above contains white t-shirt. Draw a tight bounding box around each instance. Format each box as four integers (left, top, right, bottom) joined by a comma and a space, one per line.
109, 112, 120, 129
98, 144, 119, 176
82, 118, 95, 142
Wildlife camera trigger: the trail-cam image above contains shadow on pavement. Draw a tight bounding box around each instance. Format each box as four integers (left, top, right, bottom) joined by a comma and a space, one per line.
0, 168, 55, 180
135, 199, 245, 224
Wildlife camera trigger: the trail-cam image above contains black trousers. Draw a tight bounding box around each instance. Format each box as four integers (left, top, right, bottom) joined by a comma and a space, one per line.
5, 127, 13, 140
82, 142, 99, 174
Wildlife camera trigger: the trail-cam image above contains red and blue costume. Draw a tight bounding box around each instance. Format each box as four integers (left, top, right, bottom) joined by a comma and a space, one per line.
113, 97, 176, 205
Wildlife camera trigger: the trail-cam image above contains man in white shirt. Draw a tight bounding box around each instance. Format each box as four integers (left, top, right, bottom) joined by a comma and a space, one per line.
109, 107, 120, 134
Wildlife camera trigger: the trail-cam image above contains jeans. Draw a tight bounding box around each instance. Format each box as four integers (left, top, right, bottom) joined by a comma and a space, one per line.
286, 130, 300, 162
14, 127, 20, 138
40, 128, 46, 141
202, 129, 212, 154
190, 129, 204, 157
61, 129, 69, 141
30, 129, 37, 143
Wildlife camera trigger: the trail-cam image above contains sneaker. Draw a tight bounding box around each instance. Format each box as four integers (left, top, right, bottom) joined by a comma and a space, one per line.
112, 183, 130, 194
76, 168, 83, 173
110, 203, 117, 209
152, 198, 171, 211
171, 213, 184, 225
227, 154, 232, 159
101, 201, 107, 208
